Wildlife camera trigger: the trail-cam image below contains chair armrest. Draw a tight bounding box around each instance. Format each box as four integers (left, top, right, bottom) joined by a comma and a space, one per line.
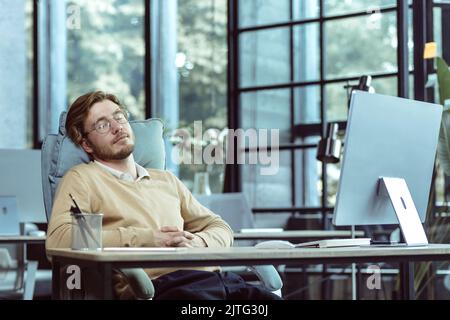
23, 223, 46, 237
247, 265, 282, 291
115, 268, 154, 300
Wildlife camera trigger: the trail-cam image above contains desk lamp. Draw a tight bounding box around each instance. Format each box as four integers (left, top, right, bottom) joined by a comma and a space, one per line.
316, 122, 341, 163
317, 75, 376, 163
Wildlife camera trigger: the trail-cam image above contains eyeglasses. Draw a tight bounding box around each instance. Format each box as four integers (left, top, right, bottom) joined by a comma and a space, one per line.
84, 110, 130, 136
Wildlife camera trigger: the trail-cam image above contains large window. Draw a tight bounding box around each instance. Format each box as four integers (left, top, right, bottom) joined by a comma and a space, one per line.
34, 0, 146, 140
66, 0, 145, 119
178, 0, 227, 192
232, 0, 450, 300
232, 0, 410, 227
433, 0, 450, 203
0, 0, 33, 148
0, 0, 228, 193
160, 0, 228, 192
65, 0, 228, 193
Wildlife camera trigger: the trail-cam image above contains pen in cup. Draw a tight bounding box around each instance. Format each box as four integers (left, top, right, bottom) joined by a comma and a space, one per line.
70, 205, 90, 249
69, 193, 101, 248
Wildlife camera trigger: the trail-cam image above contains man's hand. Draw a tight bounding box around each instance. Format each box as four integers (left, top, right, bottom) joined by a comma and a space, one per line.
155, 226, 207, 248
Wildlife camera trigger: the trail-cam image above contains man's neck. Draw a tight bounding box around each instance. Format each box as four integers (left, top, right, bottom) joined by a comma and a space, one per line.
94, 155, 137, 179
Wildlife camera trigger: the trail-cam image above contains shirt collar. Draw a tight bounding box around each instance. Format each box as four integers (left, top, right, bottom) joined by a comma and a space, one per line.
94, 160, 150, 182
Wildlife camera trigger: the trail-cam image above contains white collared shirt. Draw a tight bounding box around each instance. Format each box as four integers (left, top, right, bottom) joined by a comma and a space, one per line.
94, 160, 150, 182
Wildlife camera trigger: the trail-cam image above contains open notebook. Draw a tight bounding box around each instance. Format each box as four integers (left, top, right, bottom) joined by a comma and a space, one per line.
103, 247, 188, 252
255, 238, 372, 249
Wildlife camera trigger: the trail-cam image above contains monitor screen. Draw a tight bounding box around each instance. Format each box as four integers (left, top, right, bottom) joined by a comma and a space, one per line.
0, 196, 21, 235
0, 149, 46, 222
332, 91, 442, 226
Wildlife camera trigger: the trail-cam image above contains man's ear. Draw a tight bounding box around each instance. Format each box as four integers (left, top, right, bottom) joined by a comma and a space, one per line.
81, 138, 94, 155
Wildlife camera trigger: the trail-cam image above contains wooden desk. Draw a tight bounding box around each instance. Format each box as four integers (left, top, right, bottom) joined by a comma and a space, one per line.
48, 244, 450, 300
233, 230, 365, 240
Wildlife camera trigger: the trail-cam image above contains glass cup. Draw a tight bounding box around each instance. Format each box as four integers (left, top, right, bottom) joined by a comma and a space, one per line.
71, 213, 103, 251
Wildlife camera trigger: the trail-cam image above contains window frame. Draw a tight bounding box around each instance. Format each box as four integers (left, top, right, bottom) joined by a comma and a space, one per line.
228, 0, 414, 228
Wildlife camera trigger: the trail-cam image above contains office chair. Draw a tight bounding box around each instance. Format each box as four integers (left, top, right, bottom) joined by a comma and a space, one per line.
42, 112, 281, 299
0, 223, 41, 300
195, 193, 255, 234
195, 193, 283, 295
42, 112, 164, 299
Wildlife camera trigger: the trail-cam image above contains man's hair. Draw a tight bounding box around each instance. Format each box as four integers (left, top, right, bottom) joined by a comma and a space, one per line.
66, 91, 125, 146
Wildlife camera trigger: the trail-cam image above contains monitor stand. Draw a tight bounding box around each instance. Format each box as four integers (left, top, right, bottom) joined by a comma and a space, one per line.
377, 177, 429, 246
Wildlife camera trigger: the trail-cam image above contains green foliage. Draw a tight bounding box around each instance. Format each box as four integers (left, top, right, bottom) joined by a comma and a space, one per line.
414, 56, 450, 299
324, 10, 401, 121
67, 0, 145, 119
436, 57, 450, 105
65, 0, 227, 134
177, 0, 227, 130
176, 0, 227, 190
436, 58, 450, 177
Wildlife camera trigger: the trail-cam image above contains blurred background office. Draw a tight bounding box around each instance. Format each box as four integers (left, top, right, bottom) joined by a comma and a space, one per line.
1, 0, 450, 300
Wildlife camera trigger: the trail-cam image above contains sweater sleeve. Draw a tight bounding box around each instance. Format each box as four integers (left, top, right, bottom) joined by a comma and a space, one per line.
167, 171, 234, 248
45, 169, 157, 252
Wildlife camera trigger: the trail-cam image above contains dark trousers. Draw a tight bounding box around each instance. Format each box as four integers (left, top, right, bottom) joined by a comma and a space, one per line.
152, 270, 282, 300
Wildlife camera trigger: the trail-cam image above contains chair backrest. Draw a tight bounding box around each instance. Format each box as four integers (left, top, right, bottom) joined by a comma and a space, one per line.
194, 193, 255, 232
41, 111, 165, 222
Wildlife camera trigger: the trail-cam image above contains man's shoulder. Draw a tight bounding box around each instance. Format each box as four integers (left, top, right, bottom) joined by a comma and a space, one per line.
64, 162, 101, 178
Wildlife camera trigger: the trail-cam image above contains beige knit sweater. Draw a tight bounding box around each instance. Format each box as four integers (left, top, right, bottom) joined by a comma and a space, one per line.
46, 162, 234, 284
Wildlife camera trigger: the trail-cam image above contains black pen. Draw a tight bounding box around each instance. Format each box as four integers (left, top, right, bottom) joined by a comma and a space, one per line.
69, 193, 101, 247
69, 206, 90, 248
69, 193, 83, 214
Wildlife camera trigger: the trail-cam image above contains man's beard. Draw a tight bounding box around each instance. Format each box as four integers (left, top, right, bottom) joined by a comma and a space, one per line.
88, 137, 135, 161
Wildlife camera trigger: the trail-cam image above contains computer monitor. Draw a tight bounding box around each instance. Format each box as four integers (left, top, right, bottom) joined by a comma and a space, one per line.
0, 149, 46, 222
332, 91, 442, 232
0, 196, 21, 235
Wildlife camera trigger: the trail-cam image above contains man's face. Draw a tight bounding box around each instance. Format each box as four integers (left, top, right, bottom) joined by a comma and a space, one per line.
81, 100, 135, 161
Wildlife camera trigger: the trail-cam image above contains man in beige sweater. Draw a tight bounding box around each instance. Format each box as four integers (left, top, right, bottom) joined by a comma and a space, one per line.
46, 91, 280, 300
